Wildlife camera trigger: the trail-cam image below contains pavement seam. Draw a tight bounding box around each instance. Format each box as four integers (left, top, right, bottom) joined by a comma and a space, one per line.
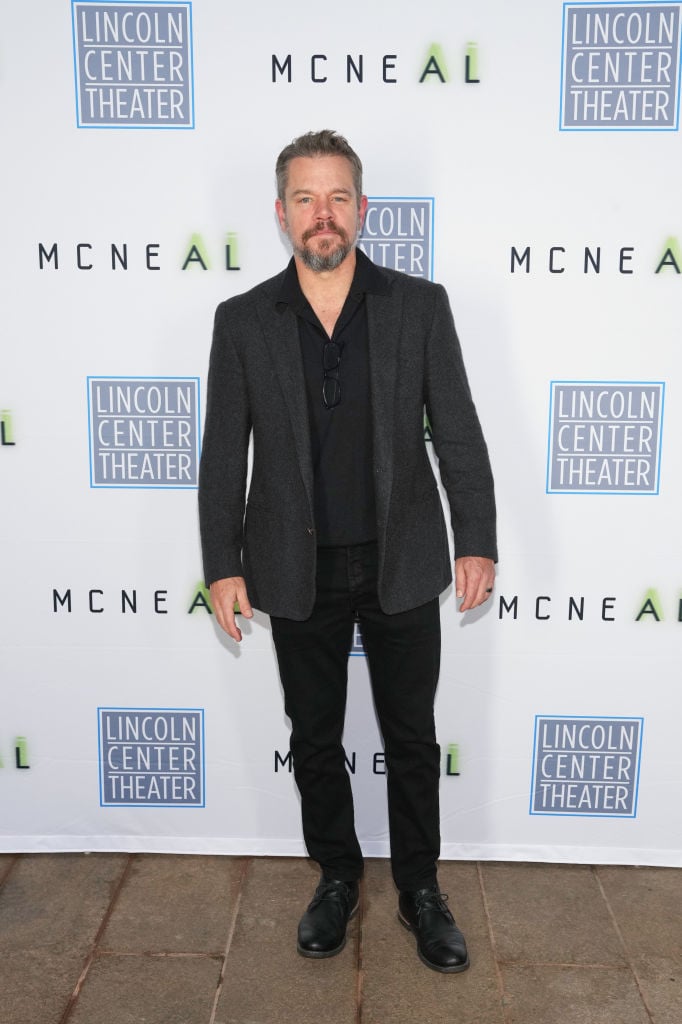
496, 959, 632, 969
476, 861, 512, 1024
0, 853, 20, 888
57, 852, 135, 1024
592, 865, 656, 1024
208, 855, 252, 1024
97, 949, 225, 959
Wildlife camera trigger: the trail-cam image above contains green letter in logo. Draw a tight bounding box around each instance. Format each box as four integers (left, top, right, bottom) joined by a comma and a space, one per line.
655, 237, 681, 274
15, 737, 30, 769
182, 234, 210, 271
635, 589, 663, 621
1, 410, 15, 446
188, 583, 213, 614
419, 45, 449, 83
445, 743, 460, 776
465, 42, 480, 83
225, 232, 241, 271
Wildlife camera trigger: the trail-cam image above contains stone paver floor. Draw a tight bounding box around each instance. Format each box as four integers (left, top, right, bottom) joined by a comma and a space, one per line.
0, 854, 680, 1024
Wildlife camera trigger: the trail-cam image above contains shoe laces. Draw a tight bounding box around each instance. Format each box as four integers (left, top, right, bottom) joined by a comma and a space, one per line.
414, 889, 451, 918
311, 880, 354, 908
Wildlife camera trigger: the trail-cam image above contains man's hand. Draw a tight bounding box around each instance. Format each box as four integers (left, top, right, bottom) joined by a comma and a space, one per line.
454, 556, 495, 612
209, 576, 253, 642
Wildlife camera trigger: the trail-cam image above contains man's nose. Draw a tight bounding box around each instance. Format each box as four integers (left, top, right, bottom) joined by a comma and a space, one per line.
315, 196, 333, 219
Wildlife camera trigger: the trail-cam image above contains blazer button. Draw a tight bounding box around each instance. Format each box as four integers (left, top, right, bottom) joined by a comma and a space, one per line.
307, 527, 315, 536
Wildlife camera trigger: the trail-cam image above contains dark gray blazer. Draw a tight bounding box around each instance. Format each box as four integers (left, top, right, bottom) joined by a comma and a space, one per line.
198, 260, 497, 620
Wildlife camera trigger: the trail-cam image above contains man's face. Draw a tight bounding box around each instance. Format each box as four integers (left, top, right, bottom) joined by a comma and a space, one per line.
276, 155, 367, 272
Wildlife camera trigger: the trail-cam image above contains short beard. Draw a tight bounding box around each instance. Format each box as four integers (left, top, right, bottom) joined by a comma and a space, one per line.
292, 219, 357, 273
296, 240, 353, 272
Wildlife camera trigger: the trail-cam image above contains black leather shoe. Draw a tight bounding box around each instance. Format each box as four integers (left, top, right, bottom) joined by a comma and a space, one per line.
297, 877, 360, 958
398, 887, 470, 973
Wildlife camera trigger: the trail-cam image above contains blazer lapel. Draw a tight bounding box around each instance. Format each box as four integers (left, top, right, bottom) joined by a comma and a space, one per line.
367, 287, 403, 525
256, 302, 315, 513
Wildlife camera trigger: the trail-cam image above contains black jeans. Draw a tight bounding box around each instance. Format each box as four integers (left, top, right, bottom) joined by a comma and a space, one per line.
270, 542, 441, 891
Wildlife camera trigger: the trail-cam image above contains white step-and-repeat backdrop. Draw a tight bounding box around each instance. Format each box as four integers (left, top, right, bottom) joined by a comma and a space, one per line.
2, 0, 681, 864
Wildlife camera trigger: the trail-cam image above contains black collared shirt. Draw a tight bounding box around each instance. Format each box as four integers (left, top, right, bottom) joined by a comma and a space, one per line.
276, 249, 391, 546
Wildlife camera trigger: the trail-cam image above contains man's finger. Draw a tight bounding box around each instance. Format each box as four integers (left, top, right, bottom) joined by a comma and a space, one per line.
210, 577, 253, 642
454, 557, 495, 611
235, 587, 254, 620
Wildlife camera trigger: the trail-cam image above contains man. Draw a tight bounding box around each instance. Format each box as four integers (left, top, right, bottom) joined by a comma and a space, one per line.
199, 130, 496, 973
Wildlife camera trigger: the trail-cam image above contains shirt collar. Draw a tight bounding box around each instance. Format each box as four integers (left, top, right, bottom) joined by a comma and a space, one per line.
275, 247, 391, 314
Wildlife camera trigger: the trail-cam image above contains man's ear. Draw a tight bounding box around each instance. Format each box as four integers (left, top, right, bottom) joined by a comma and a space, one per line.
275, 198, 287, 232
357, 194, 368, 231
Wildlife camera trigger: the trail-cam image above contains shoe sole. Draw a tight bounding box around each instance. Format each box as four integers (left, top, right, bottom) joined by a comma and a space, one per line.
297, 901, 359, 959
397, 911, 471, 974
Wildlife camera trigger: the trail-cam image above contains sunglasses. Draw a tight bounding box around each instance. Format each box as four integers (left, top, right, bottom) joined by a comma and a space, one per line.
322, 339, 342, 409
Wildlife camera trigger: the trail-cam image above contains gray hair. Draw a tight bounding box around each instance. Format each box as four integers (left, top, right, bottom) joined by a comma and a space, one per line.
275, 130, 363, 205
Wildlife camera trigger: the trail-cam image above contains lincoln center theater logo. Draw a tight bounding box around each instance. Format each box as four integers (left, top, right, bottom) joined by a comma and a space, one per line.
547, 381, 664, 494
88, 376, 200, 488
72, 1, 195, 128
531, 716, 643, 817
561, 3, 682, 129
359, 199, 434, 279
98, 708, 205, 806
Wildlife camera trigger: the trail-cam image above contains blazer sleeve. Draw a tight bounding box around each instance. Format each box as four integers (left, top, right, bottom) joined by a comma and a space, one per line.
198, 301, 252, 586
424, 285, 498, 562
